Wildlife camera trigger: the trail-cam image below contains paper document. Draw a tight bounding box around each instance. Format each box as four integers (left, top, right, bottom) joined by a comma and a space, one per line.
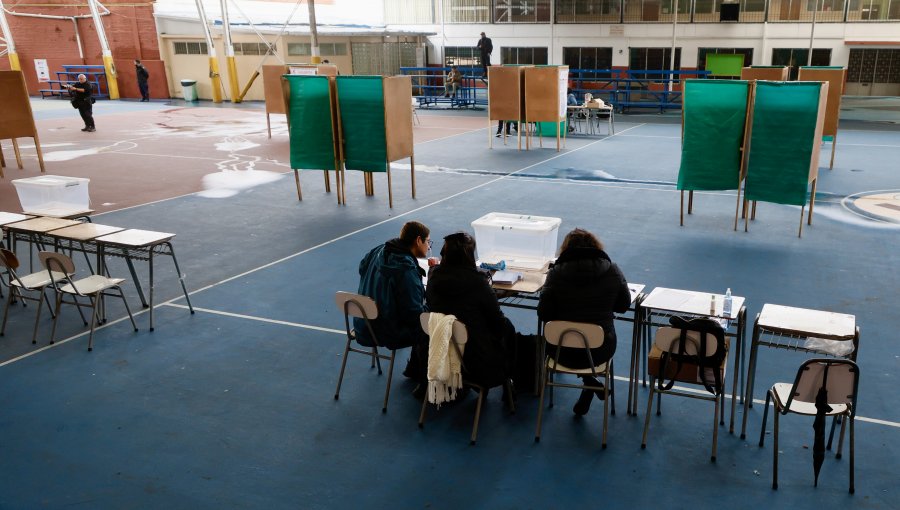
492, 271, 524, 285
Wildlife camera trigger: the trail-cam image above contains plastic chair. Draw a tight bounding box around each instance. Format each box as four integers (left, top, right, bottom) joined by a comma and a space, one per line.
333, 291, 397, 413
535, 321, 615, 448
39, 251, 138, 351
758, 358, 860, 493
0, 248, 72, 345
641, 320, 729, 462
418, 313, 515, 445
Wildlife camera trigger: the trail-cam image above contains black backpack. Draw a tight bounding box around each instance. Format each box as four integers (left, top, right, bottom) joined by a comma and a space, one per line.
656, 316, 727, 394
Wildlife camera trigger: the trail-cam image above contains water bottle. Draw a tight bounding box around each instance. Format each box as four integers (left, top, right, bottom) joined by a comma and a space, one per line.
709, 295, 716, 316
723, 288, 733, 317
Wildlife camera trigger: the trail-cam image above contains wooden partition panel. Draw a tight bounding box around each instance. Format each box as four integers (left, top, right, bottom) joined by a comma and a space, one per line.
740, 66, 789, 82
524, 66, 568, 122
383, 76, 414, 162
798, 67, 845, 137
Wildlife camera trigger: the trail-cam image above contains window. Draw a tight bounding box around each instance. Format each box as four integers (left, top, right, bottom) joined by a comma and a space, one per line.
351, 42, 418, 76
563, 47, 614, 70
287, 42, 348, 57
629, 47, 681, 70
444, 0, 491, 23
384, 0, 436, 23
445, 46, 481, 67
848, 0, 900, 20
173, 41, 208, 55
493, 0, 552, 22
772, 48, 831, 79
697, 48, 754, 73
233, 43, 271, 56
501, 47, 549, 65
556, 0, 622, 23
847, 48, 900, 84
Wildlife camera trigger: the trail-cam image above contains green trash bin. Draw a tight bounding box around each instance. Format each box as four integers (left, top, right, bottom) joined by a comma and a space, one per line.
180, 79, 198, 101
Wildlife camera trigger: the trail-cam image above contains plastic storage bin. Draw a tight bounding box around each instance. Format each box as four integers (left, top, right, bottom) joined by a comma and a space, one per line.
471, 212, 562, 270
11, 175, 91, 216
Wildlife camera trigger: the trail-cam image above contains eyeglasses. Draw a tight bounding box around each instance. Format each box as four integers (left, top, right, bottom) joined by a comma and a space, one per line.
425, 239, 433, 248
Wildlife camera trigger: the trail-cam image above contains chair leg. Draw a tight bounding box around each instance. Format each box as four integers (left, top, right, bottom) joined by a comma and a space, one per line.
87, 295, 101, 351
114, 287, 138, 332
418, 392, 428, 429
0, 289, 13, 337
773, 408, 780, 490
711, 392, 721, 462
835, 413, 847, 460
601, 373, 610, 450
333, 338, 353, 400
48, 293, 63, 344
641, 377, 656, 449
849, 415, 855, 494
534, 369, 548, 443
608, 364, 616, 417
30, 290, 45, 345
381, 350, 396, 413
759, 390, 772, 447
470, 388, 485, 445
372, 346, 383, 374
827, 414, 839, 452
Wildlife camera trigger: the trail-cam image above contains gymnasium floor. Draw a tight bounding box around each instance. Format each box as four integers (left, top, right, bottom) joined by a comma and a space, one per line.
0, 97, 898, 509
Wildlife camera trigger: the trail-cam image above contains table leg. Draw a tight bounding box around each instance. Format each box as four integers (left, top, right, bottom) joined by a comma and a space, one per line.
124, 254, 148, 308
728, 308, 745, 433
740, 318, 762, 439
149, 248, 155, 331
627, 301, 643, 416
166, 242, 194, 316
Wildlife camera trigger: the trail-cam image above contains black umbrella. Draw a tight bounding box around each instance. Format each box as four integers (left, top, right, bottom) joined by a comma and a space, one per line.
812, 378, 834, 487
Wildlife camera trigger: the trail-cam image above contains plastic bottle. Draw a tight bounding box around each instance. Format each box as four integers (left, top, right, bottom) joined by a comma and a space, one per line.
723, 288, 733, 317
709, 295, 716, 315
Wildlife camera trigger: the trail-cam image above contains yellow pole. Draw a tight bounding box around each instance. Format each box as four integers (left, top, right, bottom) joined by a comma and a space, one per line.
0, 0, 21, 70
86, 0, 119, 99
219, 0, 241, 102
209, 56, 223, 103
101, 53, 120, 99
225, 56, 240, 102
8, 52, 21, 71
308, 0, 321, 64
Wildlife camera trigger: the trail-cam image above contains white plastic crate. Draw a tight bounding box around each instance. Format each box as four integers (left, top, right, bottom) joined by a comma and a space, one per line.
471, 212, 561, 270
11, 175, 91, 216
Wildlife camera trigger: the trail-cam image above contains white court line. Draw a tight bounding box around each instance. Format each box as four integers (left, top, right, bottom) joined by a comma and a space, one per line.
168, 302, 900, 430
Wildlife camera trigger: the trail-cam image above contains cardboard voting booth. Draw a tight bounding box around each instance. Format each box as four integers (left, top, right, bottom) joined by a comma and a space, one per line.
0, 70, 46, 177
336, 75, 415, 208
677, 80, 751, 227
740, 66, 789, 82
487, 66, 527, 150
263, 64, 338, 139
798, 66, 845, 169
524, 66, 569, 152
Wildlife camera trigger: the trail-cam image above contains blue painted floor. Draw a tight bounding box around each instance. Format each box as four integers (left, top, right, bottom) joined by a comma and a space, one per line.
1, 103, 898, 508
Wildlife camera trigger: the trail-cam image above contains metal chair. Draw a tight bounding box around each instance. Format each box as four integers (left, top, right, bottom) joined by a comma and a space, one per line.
418, 312, 515, 445
0, 248, 72, 345
641, 320, 729, 462
535, 321, 615, 449
759, 358, 860, 493
39, 251, 138, 351
333, 291, 397, 413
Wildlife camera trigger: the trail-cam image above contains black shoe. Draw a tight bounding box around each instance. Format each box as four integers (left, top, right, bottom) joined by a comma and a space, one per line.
86, 127, 96, 132
412, 384, 426, 400
581, 375, 608, 401
573, 389, 593, 416
495, 133, 502, 137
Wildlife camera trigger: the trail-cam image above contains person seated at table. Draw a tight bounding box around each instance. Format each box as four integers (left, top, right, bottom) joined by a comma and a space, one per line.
355, 221, 432, 381
537, 228, 631, 416
423, 232, 517, 396
567, 88, 578, 106
442, 65, 462, 98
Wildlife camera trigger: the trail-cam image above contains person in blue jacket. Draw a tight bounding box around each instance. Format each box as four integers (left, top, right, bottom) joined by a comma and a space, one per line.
355, 221, 432, 380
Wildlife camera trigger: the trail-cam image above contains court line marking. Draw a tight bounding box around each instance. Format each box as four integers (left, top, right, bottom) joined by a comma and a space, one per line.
162, 302, 900, 430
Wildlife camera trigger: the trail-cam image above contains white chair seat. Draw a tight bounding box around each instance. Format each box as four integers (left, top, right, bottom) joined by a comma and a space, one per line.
60, 275, 126, 295
546, 358, 608, 375
11, 270, 69, 290
772, 383, 849, 416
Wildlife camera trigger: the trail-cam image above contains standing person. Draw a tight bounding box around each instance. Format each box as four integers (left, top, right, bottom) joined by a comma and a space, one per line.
356, 221, 434, 381
537, 228, 631, 416
65, 74, 95, 132
423, 232, 517, 395
134, 60, 150, 101
476, 31, 493, 81
496, 120, 518, 137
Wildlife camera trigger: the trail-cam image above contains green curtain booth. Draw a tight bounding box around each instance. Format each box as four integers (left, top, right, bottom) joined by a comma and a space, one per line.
677, 80, 749, 191
285, 75, 337, 171
745, 81, 822, 206
336, 76, 388, 173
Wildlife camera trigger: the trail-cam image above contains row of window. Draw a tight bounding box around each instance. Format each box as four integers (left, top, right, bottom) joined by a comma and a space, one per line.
173, 41, 348, 57
386, 0, 900, 23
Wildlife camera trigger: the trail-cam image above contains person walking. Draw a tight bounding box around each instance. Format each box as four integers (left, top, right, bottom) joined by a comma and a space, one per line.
135, 60, 150, 101
65, 74, 95, 132
476, 32, 493, 82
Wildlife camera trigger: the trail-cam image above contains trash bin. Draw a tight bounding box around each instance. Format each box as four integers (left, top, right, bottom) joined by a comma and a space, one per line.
180, 79, 198, 101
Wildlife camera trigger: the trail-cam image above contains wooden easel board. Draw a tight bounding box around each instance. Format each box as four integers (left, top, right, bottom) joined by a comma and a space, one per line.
383, 76, 413, 162
337, 76, 388, 172
524, 66, 568, 122
263, 65, 289, 115
798, 67, 845, 137
678, 80, 750, 191
284, 75, 338, 170
745, 81, 827, 206
488, 66, 525, 121
740, 66, 789, 82
0, 71, 38, 140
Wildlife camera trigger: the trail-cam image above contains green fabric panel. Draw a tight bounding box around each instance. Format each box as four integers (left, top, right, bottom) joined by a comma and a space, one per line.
706, 54, 744, 76
537, 121, 566, 137
336, 76, 387, 173
285, 75, 336, 171
745, 81, 821, 206
677, 80, 749, 191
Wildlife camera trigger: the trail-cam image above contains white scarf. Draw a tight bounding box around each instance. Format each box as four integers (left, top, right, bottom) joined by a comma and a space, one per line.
427, 313, 464, 406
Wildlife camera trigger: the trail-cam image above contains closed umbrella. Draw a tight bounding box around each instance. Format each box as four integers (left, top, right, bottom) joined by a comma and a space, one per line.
812, 378, 833, 487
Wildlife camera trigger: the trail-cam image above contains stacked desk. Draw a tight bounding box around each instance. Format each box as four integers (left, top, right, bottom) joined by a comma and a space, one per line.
566, 104, 615, 136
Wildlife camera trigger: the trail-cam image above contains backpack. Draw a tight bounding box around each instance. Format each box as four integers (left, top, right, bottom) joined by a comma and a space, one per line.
656, 316, 727, 394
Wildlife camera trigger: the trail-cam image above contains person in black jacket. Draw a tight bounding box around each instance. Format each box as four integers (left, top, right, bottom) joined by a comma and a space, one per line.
537, 228, 630, 416
424, 232, 516, 391
65, 74, 95, 132
135, 60, 150, 101
476, 32, 492, 80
